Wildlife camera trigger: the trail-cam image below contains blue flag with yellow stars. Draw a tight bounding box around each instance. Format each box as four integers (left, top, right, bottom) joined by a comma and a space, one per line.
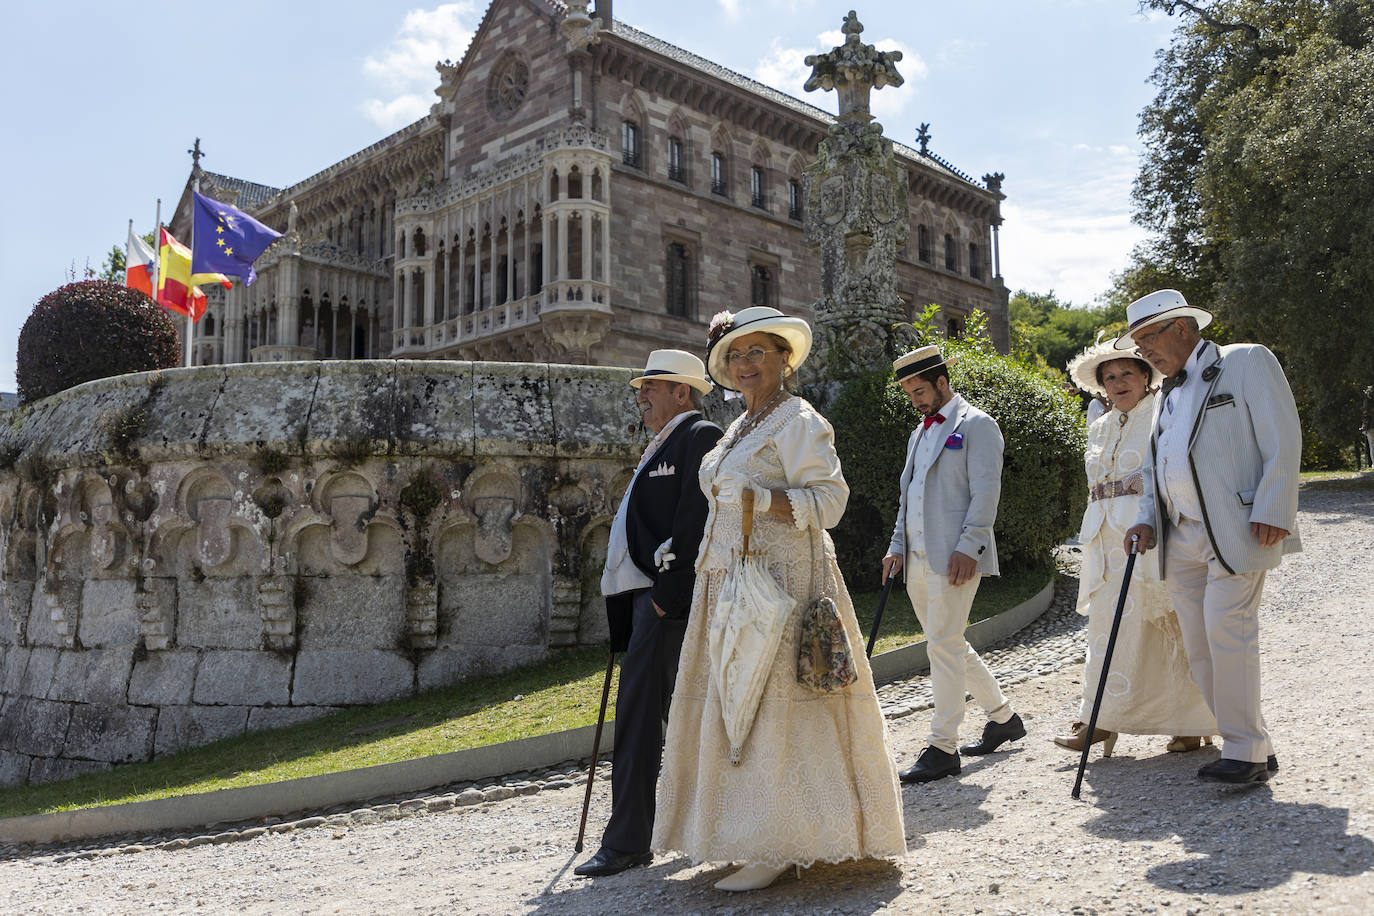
191, 191, 283, 285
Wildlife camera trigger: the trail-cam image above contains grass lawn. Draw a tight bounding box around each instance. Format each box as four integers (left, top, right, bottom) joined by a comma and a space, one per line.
0, 567, 1050, 820
1300, 469, 1374, 492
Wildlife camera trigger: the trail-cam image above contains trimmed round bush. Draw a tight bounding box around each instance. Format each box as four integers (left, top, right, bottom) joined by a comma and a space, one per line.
819, 315, 1086, 584
17, 281, 180, 402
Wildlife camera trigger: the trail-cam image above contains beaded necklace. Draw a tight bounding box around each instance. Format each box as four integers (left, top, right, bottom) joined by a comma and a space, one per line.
723, 387, 788, 451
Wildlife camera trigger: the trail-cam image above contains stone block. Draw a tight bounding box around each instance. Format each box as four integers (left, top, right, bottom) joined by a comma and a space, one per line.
63, 703, 156, 763
549, 366, 641, 458
297, 577, 406, 650
77, 579, 141, 648
19, 646, 60, 698
291, 650, 414, 706
154, 705, 250, 757
127, 650, 200, 706
0, 697, 73, 756
50, 647, 134, 705
0, 750, 31, 788
136, 366, 229, 460
24, 583, 75, 648
27, 756, 112, 786
193, 651, 292, 706
472, 362, 556, 456
200, 361, 321, 456
246, 705, 337, 734
417, 645, 544, 692
300, 361, 394, 457
392, 361, 476, 457
437, 569, 548, 648
0, 646, 25, 693
35, 381, 148, 464
176, 578, 264, 649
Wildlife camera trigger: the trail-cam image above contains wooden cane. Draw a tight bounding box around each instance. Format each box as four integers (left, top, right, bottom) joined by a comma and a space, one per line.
575, 649, 617, 851
865, 571, 896, 659
741, 487, 755, 556
1072, 535, 1139, 799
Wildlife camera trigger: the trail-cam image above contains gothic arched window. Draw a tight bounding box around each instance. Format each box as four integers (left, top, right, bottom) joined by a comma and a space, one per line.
666, 243, 691, 318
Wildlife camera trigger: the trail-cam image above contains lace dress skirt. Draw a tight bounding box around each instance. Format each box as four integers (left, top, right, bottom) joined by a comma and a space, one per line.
652, 480, 905, 867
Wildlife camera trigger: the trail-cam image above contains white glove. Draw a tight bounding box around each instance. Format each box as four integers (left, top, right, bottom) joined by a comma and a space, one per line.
653, 538, 676, 572
713, 472, 771, 513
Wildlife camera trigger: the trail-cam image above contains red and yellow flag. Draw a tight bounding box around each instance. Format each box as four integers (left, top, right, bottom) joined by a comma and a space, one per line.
157, 228, 230, 322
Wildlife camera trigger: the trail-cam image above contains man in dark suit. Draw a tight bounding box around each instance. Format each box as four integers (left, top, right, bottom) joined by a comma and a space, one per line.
575, 350, 722, 877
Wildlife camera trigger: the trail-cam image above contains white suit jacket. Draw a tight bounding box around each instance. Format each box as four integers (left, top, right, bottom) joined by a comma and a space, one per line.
888, 395, 1003, 576
1135, 341, 1302, 576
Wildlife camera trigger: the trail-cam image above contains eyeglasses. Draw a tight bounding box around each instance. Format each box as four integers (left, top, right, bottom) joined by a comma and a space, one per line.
725, 347, 780, 366
1132, 320, 1175, 351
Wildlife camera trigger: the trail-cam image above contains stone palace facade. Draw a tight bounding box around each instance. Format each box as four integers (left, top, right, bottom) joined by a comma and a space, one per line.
168, 0, 1009, 370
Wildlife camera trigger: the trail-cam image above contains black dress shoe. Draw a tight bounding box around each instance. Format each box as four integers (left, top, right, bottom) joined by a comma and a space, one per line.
573, 847, 653, 877
899, 746, 961, 783
1197, 758, 1270, 784
959, 713, 1027, 755
1267, 754, 1278, 773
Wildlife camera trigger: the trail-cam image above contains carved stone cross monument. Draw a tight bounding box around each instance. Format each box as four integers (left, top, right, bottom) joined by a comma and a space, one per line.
801, 11, 913, 382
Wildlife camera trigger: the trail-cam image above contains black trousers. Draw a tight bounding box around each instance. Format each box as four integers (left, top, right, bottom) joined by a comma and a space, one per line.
600, 589, 687, 854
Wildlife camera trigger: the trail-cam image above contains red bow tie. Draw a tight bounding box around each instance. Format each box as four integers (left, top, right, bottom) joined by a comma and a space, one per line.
922, 412, 946, 430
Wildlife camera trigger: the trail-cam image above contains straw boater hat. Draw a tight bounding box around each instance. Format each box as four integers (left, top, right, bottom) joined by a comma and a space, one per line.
705, 306, 813, 391
890, 345, 959, 387
1113, 289, 1213, 350
1067, 337, 1163, 398
630, 349, 713, 394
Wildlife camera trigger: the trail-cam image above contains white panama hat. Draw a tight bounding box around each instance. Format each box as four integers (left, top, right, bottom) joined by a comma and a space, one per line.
1114, 289, 1214, 350
705, 306, 813, 391
1068, 337, 1163, 398
629, 349, 713, 394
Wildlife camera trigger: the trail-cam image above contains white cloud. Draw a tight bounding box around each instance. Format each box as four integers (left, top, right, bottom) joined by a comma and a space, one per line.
751, 33, 925, 123
998, 144, 1144, 305
361, 3, 480, 130
719, 0, 743, 21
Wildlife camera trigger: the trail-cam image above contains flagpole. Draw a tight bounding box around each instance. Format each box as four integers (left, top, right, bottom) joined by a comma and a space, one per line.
152, 198, 161, 313
186, 180, 199, 369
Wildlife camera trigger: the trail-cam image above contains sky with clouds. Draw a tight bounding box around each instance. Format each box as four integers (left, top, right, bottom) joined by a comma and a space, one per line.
0, 0, 1179, 391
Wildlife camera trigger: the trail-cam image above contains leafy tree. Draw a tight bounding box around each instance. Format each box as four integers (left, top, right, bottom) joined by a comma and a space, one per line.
96, 231, 154, 283
1009, 290, 1126, 377
1133, 0, 1374, 455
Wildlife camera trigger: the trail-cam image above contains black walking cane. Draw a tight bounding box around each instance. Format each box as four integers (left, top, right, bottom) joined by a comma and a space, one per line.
1072, 534, 1139, 799
575, 649, 617, 852
866, 570, 897, 659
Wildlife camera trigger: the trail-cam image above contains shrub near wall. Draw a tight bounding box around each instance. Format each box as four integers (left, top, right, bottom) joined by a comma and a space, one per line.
822, 310, 1087, 586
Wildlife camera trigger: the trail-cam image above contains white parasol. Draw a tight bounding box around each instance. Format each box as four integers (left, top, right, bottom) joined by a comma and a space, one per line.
708, 488, 796, 765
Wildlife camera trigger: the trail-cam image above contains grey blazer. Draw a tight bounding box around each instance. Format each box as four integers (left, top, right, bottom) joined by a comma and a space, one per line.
1135, 341, 1302, 576
888, 395, 1003, 576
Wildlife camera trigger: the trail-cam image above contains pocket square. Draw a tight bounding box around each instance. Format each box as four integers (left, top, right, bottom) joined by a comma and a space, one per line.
944, 432, 964, 450
1206, 393, 1235, 408
648, 462, 676, 477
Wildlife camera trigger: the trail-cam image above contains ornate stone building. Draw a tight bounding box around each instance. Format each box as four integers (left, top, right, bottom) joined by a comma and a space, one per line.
169, 0, 1009, 370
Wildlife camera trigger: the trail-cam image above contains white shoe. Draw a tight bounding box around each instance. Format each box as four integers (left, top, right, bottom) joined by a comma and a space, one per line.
713, 863, 790, 892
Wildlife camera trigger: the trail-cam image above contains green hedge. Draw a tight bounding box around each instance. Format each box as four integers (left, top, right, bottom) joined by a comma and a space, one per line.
818, 310, 1086, 584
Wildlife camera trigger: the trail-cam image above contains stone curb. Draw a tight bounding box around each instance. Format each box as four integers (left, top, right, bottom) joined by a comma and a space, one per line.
0, 574, 1055, 849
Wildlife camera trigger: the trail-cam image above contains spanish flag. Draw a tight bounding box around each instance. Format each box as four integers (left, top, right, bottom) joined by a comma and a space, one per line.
157, 228, 230, 322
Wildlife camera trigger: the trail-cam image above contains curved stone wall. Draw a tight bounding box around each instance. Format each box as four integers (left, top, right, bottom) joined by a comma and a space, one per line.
0, 360, 645, 787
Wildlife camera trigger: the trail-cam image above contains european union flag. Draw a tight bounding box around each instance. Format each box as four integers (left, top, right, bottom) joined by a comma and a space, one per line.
191, 191, 283, 285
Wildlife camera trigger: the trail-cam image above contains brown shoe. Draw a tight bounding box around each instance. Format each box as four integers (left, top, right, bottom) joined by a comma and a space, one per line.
1166, 735, 1214, 753
1052, 721, 1118, 757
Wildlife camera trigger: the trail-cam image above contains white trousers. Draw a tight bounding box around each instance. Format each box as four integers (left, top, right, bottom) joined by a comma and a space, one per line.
906, 552, 1011, 754
1165, 519, 1273, 762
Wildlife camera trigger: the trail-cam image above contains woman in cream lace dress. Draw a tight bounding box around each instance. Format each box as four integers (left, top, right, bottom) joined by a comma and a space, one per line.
652, 307, 905, 892
1056, 339, 1216, 756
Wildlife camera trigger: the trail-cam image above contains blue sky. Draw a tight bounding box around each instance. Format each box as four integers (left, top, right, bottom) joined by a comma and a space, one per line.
0, 0, 1177, 392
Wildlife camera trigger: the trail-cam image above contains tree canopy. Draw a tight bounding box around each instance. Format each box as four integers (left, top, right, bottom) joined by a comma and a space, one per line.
1130, 0, 1374, 449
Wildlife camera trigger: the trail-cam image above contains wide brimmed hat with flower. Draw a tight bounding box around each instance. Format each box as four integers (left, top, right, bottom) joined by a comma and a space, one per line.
1068, 337, 1163, 398
705, 306, 812, 391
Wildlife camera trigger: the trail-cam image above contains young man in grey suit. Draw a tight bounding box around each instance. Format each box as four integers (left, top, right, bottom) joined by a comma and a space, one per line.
883, 346, 1025, 783
1122, 290, 1301, 785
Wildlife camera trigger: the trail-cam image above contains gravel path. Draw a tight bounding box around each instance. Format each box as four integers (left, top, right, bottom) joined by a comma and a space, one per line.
2, 485, 1371, 914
